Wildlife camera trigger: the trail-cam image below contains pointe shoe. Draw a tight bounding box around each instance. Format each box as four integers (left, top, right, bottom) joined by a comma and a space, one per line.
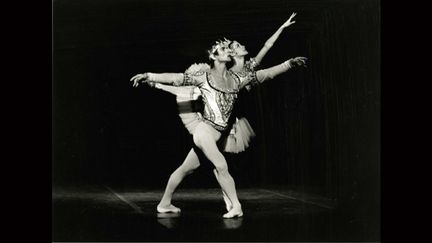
223, 208, 243, 218
157, 204, 181, 213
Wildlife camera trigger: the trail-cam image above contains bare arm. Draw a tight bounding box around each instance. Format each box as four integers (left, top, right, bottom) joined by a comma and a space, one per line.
130, 72, 184, 87
254, 13, 297, 65
255, 57, 307, 83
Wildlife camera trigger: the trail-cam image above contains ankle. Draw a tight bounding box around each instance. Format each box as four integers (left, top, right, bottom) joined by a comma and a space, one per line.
158, 202, 171, 208
231, 202, 242, 209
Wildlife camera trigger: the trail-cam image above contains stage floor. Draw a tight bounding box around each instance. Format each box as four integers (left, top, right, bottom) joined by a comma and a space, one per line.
52, 185, 378, 242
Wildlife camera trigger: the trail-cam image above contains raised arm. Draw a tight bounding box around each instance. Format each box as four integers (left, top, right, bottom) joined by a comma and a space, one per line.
254, 13, 297, 65
255, 57, 307, 83
130, 72, 184, 87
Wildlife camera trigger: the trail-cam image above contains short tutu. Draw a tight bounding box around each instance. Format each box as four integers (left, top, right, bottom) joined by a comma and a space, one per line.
222, 117, 256, 153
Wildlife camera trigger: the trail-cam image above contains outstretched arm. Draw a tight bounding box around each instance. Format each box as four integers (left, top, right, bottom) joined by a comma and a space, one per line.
254, 13, 297, 65
255, 57, 307, 83
130, 72, 184, 87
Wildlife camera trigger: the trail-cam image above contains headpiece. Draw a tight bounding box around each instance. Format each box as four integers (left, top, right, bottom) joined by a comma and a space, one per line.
208, 37, 232, 58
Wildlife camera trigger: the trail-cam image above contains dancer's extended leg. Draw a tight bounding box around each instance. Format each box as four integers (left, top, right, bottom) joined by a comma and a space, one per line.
157, 148, 200, 213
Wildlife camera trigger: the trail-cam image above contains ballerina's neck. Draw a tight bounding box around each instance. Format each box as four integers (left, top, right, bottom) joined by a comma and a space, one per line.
231, 57, 245, 72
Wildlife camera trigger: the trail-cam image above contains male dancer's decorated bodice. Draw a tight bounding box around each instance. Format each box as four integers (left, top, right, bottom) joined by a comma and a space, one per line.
174, 70, 254, 131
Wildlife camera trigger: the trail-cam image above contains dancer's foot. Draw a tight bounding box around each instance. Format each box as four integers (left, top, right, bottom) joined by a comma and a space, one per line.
223, 207, 243, 218
213, 169, 233, 212
157, 204, 181, 213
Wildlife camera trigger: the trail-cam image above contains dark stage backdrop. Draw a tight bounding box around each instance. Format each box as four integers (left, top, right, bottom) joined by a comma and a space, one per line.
53, 0, 379, 219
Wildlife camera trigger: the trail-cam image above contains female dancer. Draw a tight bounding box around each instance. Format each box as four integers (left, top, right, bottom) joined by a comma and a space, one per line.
215, 12, 299, 211
131, 38, 306, 218
222, 12, 298, 153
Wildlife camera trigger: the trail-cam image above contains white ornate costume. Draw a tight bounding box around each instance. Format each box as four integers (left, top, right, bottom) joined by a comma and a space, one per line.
147, 60, 293, 153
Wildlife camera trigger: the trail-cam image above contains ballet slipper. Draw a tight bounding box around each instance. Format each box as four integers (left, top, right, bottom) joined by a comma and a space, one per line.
157, 204, 181, 213
223, 208, 243, 218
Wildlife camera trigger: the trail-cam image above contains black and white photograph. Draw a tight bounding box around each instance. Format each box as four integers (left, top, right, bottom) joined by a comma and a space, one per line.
52, 0, 380, 242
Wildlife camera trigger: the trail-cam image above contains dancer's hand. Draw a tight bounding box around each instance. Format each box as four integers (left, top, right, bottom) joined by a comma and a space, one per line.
281, 12, 297, 28
130, 73, 149, 87
289, 57, 307, 67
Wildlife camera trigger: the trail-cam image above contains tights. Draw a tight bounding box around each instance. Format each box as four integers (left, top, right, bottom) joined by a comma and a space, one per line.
158, 122, 242, 217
